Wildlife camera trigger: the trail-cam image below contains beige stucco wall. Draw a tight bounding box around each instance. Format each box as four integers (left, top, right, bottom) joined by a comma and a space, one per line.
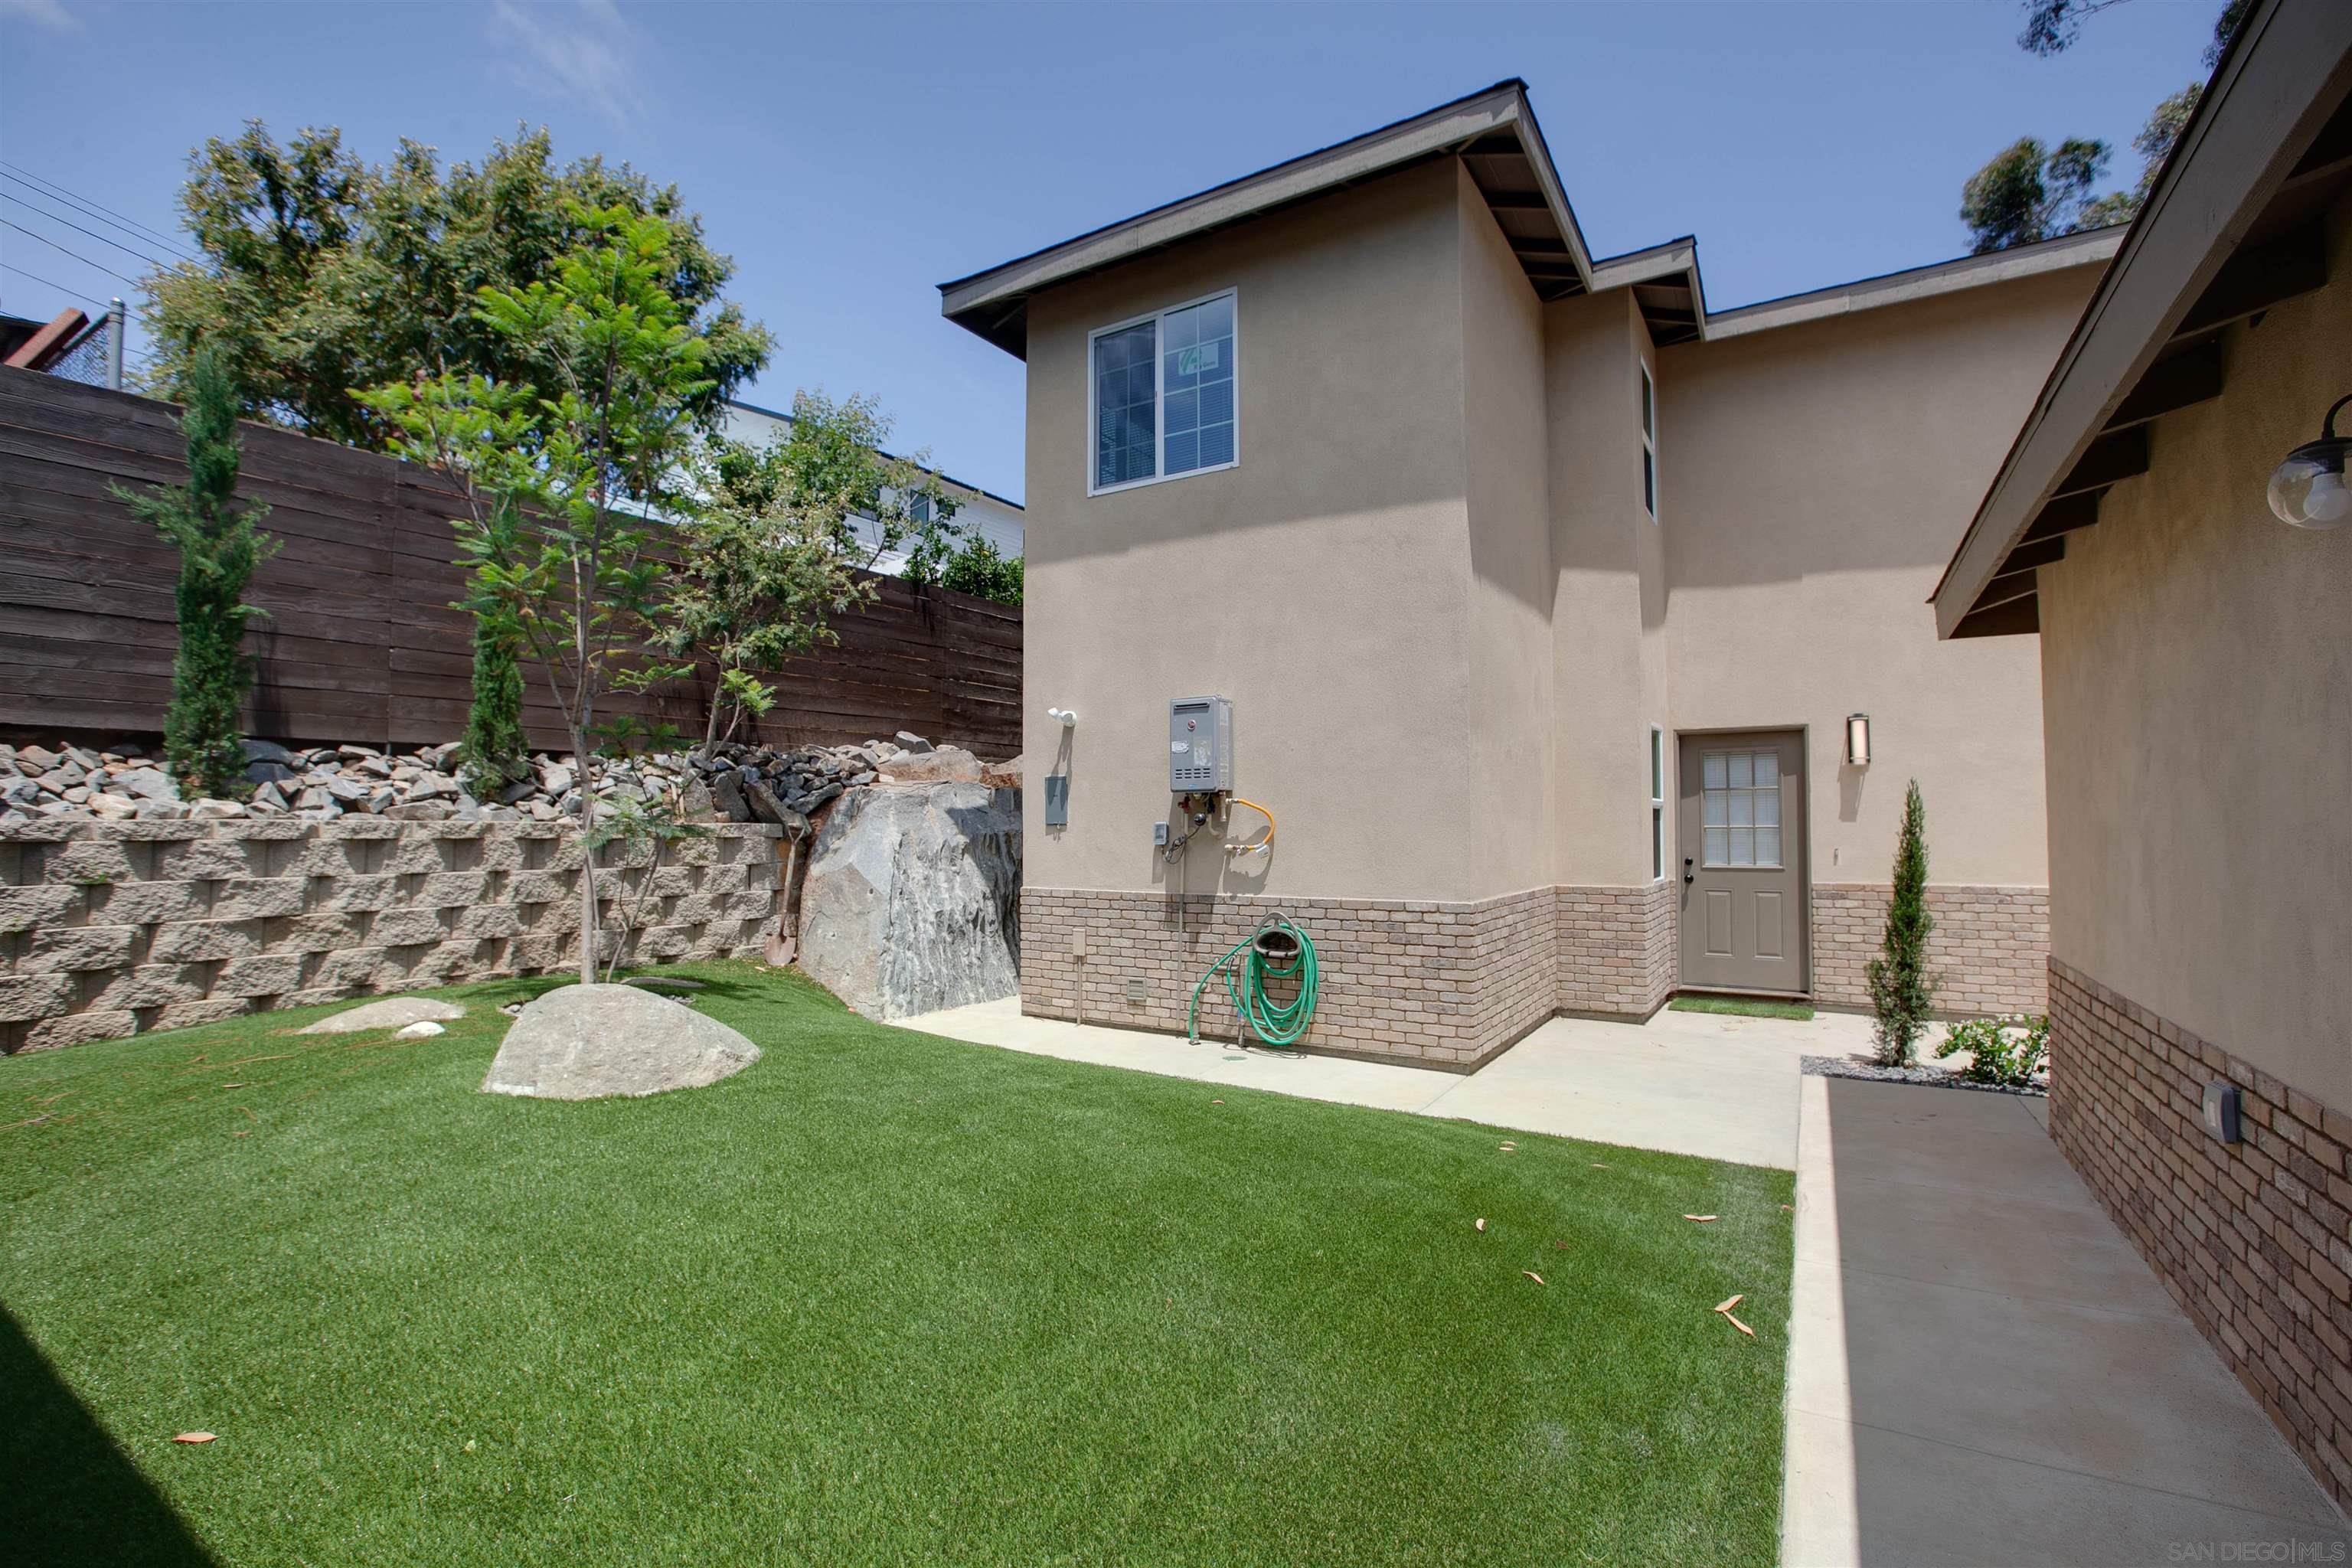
1022, 161, 1504, 902
1658, 266, 2096, 889
2039, 192, 2351, 1104
1457, 167, 1557, 896
1546, 289, 1668, 889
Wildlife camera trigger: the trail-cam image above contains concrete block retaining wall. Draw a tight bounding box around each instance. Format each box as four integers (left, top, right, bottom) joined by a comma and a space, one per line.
0, 819, 782, 1053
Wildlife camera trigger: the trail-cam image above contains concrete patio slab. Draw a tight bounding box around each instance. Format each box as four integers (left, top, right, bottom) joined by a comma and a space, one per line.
1784, 1073, 2346, 1566
893, 996, 1884, 1168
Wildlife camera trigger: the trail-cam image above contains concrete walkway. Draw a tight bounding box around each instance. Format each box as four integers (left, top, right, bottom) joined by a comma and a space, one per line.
897, 995, 2350, 1563
1785, 1073, 2346, 1566
895, 995, 1882, 1168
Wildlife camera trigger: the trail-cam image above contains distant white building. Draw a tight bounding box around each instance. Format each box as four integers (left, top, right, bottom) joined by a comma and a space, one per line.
723, 400, 1024, 577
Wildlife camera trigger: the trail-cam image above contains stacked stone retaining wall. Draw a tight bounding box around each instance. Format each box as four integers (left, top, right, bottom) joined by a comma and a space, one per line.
0, 818, 782, 1053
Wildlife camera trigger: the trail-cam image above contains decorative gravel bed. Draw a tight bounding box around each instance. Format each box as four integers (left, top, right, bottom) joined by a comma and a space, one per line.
1802, 1054, 2049, 1098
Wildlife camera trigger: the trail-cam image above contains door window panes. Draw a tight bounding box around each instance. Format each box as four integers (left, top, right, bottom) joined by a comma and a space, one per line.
1702, 750, 1783, 867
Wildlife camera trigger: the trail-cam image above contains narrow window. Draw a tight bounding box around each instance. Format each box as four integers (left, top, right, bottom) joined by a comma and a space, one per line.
1650, 726, 1665, 880
1089, 290, 1237, 495
1640, 364, 1658, 521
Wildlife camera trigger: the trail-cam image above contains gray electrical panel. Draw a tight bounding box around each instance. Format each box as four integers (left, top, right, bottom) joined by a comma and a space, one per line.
1168, 696, 1233, 794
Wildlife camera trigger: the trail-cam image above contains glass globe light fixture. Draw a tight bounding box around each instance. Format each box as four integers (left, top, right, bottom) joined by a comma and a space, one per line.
2268, 393, 2352, 530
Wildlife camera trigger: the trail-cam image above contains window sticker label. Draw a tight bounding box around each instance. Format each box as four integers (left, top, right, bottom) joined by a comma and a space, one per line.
1178, 343, 1220, 377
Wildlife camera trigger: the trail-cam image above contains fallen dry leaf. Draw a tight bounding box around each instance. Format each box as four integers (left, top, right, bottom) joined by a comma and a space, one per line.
1210, 1099, 1223, 1105
231, 1131, 248, 1138
1714, 1293, 1745, 1314
1723, 1312, 1756, 1338
1682, 1214, 1719, 1223
1498, 1141, 1517, 1152
172, 1432, 216, 1445
220, 1083, 245, 1089
1780, 1204, 1793, 1212
1589, 1162, 1609, 1169
1522, 1271, 1545, 1285
1475, 1217, 1486, 1232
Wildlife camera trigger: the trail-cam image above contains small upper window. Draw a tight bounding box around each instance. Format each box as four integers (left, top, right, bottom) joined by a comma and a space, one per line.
1089, 291, 1237, 494
1639, 363, 1658, 521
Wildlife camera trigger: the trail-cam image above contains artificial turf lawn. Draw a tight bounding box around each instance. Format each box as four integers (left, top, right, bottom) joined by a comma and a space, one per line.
1668, 994, 1817, 1022
2, 962, 1795, 1566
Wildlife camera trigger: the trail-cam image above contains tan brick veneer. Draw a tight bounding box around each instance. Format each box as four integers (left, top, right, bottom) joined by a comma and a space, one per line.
2047, 957, 2352, 1507
0, 818, 782, 1053
1812, 883, 2048, 1014
1555, 881, 1675, 1018
1021, 887, 1558, 1070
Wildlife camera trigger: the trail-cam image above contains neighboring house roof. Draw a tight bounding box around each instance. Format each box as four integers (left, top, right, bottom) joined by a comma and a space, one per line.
937, 79, 2120, 356
1932, 0, 2352, 639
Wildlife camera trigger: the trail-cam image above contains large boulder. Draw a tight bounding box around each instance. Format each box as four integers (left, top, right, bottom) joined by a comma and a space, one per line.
481, 983, 760, 1100
796, 782, 1019, 1021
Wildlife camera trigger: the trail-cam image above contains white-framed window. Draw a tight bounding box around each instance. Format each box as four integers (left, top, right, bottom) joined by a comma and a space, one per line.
1701, 750, 1782, 867
1087, 289, 1237, 495
1639, 362, 1658, 521
1650, 726, 1666, 881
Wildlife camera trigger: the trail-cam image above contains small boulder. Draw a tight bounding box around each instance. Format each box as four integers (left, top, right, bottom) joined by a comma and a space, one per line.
113, 766, 177, 801
893, 731, 934, 754
393, 1021, 446, 1039
301, 996, 468, 1034
481, 983, 759, 1100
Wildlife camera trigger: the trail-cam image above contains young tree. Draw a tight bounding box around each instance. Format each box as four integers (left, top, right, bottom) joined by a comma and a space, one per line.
1866, 779, 1941, 1067
358, 201, 712, 985
145, 123, 769, 449
113, 345, 278, 800
661, 395, 959, 755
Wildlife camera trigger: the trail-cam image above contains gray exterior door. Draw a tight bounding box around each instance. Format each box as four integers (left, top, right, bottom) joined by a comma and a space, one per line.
1677, 730, 1808, 995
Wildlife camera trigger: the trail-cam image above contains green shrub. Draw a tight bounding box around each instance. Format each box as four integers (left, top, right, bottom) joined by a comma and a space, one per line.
1864, 779, 1940, 1067
113, 345, 277, 799
1937, 1014, 2050, 1087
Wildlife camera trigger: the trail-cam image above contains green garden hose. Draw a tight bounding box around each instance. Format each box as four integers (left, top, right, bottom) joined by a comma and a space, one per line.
1187, 914, 1320, 1047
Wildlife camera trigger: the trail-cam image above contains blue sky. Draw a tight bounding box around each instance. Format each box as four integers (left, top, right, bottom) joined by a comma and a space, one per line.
1, 0, 2220, 503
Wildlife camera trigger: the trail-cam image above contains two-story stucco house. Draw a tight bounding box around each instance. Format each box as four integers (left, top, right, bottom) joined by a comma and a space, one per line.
939, 81, 2122, 1068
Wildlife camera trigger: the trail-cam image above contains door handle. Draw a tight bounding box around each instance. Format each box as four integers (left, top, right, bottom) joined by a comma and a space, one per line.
1683, 857, 1695, 885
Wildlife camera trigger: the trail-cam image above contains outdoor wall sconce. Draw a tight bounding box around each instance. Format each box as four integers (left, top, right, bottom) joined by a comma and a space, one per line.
1046, 707, 1078, 727
1844, 714, 1871, 768
2267, 393, 2351, 530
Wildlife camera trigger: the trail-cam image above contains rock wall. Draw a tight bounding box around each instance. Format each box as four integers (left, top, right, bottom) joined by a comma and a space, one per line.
0, 818, 782, 1053
795, 782, 1021, 1021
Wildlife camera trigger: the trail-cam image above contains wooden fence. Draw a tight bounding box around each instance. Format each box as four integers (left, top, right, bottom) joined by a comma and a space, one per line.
0, 367, 1021, 758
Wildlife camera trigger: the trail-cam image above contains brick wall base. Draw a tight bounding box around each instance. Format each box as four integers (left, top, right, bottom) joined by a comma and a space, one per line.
1021, 886, 1557, 1070
1, 818, 782, 1053
2048, 957, 2352, 1507
1556, 881, 1674, 1018
1812, 883, 2048, 1014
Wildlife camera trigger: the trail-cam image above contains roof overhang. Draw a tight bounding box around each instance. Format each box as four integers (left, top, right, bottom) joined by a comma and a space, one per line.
937, 80, 1596, 360
1933, 0, 2352, 639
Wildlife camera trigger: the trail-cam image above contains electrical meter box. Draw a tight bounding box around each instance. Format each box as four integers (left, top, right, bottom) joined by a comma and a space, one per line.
1168, 696, 1233, 794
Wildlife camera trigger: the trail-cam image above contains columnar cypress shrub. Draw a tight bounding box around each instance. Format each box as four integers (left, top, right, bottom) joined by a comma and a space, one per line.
113, 345, 276, 800
457, 610, 529, 795
1866, 779, 1940, 1066
453, 496, 531, 795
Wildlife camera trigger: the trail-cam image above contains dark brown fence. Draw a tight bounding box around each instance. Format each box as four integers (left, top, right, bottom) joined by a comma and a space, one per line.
0, 367, 1021, 757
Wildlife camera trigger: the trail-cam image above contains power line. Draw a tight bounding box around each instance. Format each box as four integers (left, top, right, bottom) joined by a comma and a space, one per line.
0, 191, 172, 271
0, 260, 107, 309
0, 219, 144, 289
0, 161, 191, 259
